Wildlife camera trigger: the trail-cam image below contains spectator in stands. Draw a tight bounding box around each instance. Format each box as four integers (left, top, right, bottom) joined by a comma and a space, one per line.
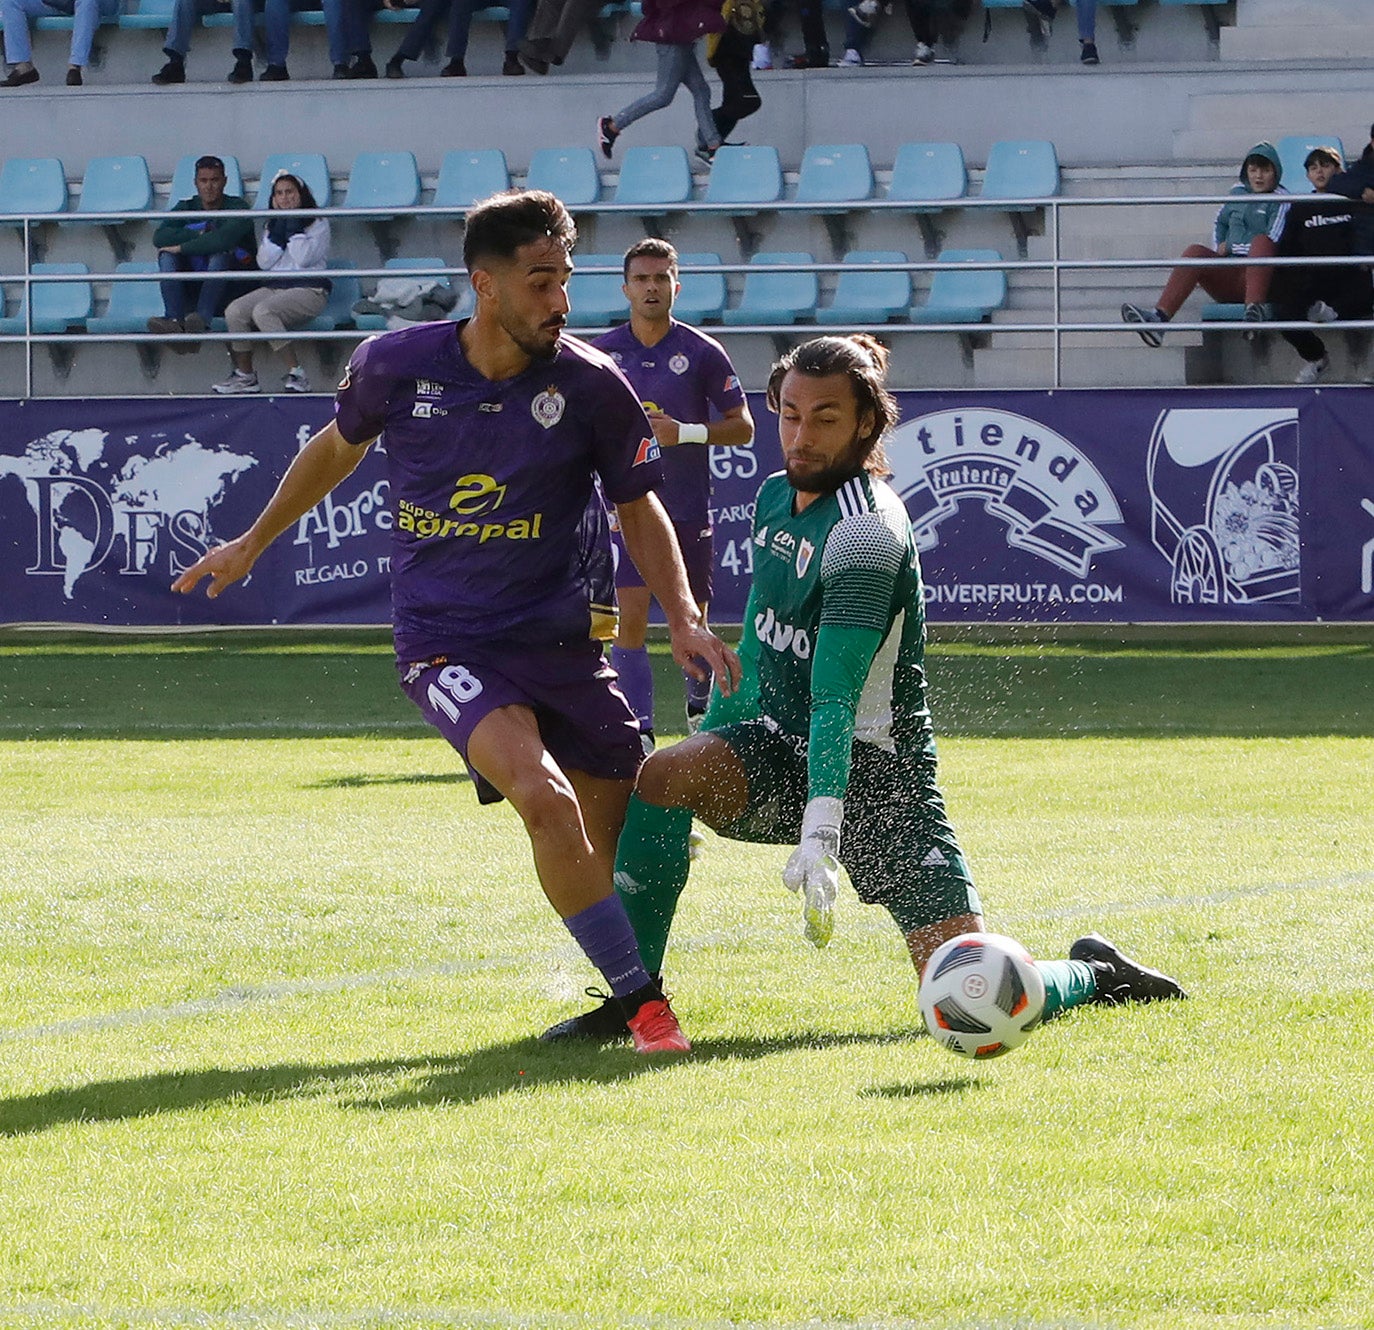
597, 0, 725, 166
1324, 122, 1374, 257
148, 155, 256, 346
840, 0, 939, 68
1268, 146, 1371, 385
751, 0, 827, 69
2, 0, 119, 86
152, 0, 357, 82
707, 0, 762, 143
213, 171, 332, 395
1022, 0, 1098, 65
1122, 142, 1288, 347
518, 0, 612, 73
384, 0, 530, 75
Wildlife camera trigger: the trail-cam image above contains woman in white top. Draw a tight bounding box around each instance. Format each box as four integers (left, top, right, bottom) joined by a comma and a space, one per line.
213, 171, 332, 395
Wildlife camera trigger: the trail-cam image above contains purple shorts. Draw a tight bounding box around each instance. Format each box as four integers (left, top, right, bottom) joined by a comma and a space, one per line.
611, 519, 714, 603
398, 641, 644, 805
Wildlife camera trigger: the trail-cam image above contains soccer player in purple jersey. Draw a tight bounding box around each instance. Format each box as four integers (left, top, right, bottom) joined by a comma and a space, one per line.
593, 239, 753, 743
172, 189, 740, 1055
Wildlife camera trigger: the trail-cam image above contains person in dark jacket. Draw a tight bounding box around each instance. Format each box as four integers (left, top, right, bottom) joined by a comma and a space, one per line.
148, 155, 256, 343
1324, 122, 1374, 257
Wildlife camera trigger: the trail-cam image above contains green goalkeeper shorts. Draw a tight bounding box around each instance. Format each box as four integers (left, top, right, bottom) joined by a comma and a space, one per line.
710, 716, 982, 935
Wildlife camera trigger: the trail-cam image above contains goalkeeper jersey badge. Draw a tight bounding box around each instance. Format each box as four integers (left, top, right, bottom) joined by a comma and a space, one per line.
531, 386, 566, 430
796, 538, 815, 577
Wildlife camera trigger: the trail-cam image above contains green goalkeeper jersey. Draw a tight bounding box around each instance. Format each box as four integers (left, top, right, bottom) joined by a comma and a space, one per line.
711, 468, 936, 801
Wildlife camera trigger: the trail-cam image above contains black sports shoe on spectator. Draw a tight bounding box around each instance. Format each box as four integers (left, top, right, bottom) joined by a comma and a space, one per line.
345, 53, 378, 78
1070, 933, 1187, 1005
1121, 302, 1167, 347
152, 54, 185, 83
597, 115, 619, 159
1242, 301, 1267, 342
227, 51, 253, 82
260, 63, 289, 80
440, 58, 466, 75
1079, 40, 1098, 64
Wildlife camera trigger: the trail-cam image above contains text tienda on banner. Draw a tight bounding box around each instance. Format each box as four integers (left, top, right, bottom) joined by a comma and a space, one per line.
1, 389, 1371, 630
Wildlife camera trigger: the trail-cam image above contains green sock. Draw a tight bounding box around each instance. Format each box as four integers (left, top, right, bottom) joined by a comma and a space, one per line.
613, 795, 694, 975
1037, 958, 1098, 1020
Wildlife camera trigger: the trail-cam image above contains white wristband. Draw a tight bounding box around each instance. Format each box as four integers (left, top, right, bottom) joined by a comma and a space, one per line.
677, 422, 709, 445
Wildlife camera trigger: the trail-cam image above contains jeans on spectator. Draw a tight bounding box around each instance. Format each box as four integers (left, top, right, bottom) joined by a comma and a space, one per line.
159, 250, 240, 323
257, 0, 346, 64
1075, 0, 1095, 41
164, 0, 253, 56
2, 0, 119, 65
442, 0, 530, 59
614, 42, 720, 152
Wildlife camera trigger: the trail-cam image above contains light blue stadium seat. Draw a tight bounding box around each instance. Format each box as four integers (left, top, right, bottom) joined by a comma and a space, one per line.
526, 148, 600, 208
673, 252, 727, 324
344, 151, 421, 212
118, 0, 175, 28
795, 144, 874, 208
614, 145, 692, 210
703, 145, 783, 211
566, 253, 628, 330
722, 252, 818, 326
910, 250, 1007, 324
817, 250, 910, 325
167, 153, 244, 206
353, 256, 455, 331
35, 2, 119, 30
0, 157, 68, 216
1276, 135, 1346, 193
432, 149, 511, 213
76, 156, 153, 218
1201, 302, 1246, 322
304, 260, 363, 332
0, 263, 94, 334
888, 142, 967, 208
86, 261, 163, 334
254, 153, 331, 210
981, 140, 1060, 208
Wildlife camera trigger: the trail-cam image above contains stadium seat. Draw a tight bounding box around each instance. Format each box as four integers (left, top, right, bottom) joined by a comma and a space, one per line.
722, 252, 818, 326
817, 250, 910, 325
673, 252, 727, 324
910, 249, 1007, 324
0, 157, 68, 217
253, 153, 331, 211
344, 151, 422, 259
167, 153, 244, 207
1201, 302, 1246, 323
75, 155, 154, 218
566, 254, 628, 330
1276, 135, 1347, 193
303, 260, 363, 333
0, 262, 93, 335
525, 148, 600, 208
795, 144, 874, 207
432, 149, 511, 214
980, 139, 1059, 256
888, 141, 968, 258
703, 145, 783, 210
86, 261, 163, 334
614, 145, 693, 221
118, 0, 175, 27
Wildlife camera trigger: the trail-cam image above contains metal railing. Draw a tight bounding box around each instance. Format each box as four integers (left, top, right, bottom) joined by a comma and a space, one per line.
3, 192, 1371, 394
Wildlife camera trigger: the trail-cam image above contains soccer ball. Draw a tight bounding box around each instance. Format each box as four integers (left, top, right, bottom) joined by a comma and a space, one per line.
919, 932, 1046, 1060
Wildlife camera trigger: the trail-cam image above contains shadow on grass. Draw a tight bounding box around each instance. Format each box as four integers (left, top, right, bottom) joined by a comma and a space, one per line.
859, 1077, 980, 1100
0, 1031, 933, 1137
310, 772, 469, 789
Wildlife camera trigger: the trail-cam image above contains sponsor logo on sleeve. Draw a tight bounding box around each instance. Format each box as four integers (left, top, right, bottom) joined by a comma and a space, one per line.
632, 436, 661, 467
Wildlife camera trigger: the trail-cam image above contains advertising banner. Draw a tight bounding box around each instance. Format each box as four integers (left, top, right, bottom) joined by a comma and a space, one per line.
1, 389, 1371, 630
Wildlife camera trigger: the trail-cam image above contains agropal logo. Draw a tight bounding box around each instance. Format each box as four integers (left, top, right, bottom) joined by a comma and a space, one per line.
887, 408, 1124, 578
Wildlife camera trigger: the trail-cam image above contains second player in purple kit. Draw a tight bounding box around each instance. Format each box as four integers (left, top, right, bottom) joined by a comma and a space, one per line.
592, 239, 754, 741
173, 190, 741, 1055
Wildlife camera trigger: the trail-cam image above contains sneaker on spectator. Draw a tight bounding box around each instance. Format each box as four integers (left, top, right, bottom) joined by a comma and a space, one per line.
212, 369, 260, 395
152, 54, 185, 84
502, 52, 524, 75
1296, 356, 1329, 385
344, 53, 377, 78
912, 41, 934, 64
146, 316, 182, 336
1308, 300, 1339, 323
751, 42, 773, 69
840, 47, 863, 65
260, 63, 289, 80
384, 56, 405, 78
1121, 302, 1167, 348
440, 58, 466, 75
66, 66, 83, 85
597, 115, 619, 160
695, 144, 717, 168
281, 367, 310, 393
1022, 0, 1055, 34
227, 51, 253, 83
1242, 301, 1269, 342
1079, 40, 1099, 64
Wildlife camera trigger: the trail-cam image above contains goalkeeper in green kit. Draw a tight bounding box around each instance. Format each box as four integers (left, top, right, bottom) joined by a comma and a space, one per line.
542, 334, 1186, 1042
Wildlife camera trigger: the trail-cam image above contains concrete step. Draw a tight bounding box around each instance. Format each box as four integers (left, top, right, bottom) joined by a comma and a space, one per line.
972, 345, 1190, 388
1234, 0, 1371, 27
1221, 23, 1374, 61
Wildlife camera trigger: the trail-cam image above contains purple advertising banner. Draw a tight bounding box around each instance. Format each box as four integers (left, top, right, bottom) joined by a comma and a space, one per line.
1, 390, 1371, 630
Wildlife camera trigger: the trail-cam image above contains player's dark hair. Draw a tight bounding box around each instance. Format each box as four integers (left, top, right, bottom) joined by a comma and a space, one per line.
1304, 147, 1342, 171
462, 189, 577, 272
623, 237, 678, 279
194, 155, 225, 176
765, 334, 897, 479
269, 171, 318, 212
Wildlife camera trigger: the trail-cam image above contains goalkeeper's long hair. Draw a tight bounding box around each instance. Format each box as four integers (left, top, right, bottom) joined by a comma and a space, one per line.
765, 334, 897, 479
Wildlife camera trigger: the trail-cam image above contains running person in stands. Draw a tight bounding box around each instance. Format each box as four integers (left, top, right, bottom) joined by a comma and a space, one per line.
593, 239, 754, 744
1122, 142, 1289, 346
173, 189, 741, 1056
543, 333, 1186, 1041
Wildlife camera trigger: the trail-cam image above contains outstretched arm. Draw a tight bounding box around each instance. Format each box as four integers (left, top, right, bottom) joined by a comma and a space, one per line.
172, 420, 373, 599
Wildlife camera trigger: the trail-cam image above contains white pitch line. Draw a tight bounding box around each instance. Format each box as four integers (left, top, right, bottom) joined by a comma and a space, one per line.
1, 870, 1369, 1047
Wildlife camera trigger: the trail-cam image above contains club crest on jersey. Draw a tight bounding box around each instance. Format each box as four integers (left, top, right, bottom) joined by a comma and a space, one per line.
632, 436, 661, 467
669, 353, 690, 376
796, 538, 814, 578
531, 386, 566, 430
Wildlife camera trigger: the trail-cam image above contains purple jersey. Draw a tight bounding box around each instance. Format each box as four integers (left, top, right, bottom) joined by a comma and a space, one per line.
334, 320, 662, 659
592, 320, 746, 529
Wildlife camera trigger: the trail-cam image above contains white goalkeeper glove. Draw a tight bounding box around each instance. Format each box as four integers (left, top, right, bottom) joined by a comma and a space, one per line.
782, 796, 843, 948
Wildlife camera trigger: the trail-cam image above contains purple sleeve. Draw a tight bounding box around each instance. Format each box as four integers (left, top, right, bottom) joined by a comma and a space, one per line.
333, 336, 392, 445
704, 343, 747, 416
591, 359, 665, 505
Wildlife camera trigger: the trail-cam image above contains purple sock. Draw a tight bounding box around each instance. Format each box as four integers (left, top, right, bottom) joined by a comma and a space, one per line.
563, 895, 652, 999
611, 644, 653, 731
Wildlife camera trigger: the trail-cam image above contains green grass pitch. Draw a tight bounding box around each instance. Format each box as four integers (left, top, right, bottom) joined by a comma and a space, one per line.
0, 630, 1371, 1330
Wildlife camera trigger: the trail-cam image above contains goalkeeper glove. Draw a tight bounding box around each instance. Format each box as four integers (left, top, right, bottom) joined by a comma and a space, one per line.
782, 795, 842, 948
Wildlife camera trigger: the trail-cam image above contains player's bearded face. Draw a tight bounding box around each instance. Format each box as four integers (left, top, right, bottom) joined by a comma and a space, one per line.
491, 237, 572, 361
778, 370, 875, 495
